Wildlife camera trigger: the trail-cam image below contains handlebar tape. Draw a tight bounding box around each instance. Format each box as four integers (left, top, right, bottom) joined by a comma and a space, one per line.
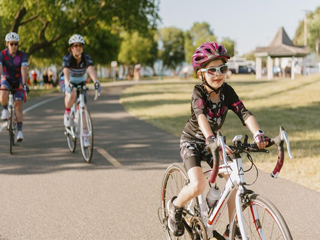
270, 135, 284, 178
206, 142, 220, 184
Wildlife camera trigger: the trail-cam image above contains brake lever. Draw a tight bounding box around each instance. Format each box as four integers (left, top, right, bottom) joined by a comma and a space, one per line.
94, 90, 100, 101
217, 134, 227, 165
281, 130, 294, 159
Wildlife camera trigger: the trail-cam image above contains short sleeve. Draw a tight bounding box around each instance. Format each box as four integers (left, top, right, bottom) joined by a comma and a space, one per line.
192, 86, 208, 118
21, 52, 28, 66
84, 54, 94, 67
0, 50, 5, 66
225, 85, 252, 125
62, 54, 71, 68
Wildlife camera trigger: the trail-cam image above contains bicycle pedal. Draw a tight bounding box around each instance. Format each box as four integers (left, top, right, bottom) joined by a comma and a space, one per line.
212, 230, 225, 240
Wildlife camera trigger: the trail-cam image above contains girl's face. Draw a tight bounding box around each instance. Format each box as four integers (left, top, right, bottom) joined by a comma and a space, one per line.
200, 59, 227, 90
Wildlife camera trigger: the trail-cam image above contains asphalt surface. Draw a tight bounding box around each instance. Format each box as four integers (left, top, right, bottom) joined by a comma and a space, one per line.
0, 82, 319, 239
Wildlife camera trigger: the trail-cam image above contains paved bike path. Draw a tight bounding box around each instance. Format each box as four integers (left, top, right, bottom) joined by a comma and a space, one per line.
0, 85, 181, 239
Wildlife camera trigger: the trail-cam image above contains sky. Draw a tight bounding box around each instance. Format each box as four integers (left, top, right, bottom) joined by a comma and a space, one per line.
158, 0, 320, 56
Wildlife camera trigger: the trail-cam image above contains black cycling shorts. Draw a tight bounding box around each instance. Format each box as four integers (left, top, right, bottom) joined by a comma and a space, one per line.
180, 137, 213, 172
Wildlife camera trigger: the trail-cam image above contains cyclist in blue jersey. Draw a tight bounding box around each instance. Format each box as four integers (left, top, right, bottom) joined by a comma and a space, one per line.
0, 32, 29, 141
61, 34, 101, 146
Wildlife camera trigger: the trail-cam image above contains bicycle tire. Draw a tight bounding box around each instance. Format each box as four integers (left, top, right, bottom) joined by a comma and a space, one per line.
66, 112, 77, 153
160, 163, 206, 240
230, 194, 293, 240
8, 105, 14, 154
79, 109, 93, 163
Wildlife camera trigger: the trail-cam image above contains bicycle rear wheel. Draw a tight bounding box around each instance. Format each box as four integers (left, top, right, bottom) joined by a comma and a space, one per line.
8, 106, 14, 154
79, 109, 93, 163
230, 194, 292, 240
66, 112, 77, 153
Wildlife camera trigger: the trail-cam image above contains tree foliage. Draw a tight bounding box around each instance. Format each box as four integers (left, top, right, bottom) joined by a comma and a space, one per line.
117, 30, 158, 67
221, 37, 235, 57
158, 27, 185, 72
308, 6, 320, 53
184, 22, 216, 64
293, 6, 320, 52
0, 0, 160, 66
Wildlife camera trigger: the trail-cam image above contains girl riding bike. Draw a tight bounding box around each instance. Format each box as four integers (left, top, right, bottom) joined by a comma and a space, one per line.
166, 41, 268, 238
61, 34, 101, 147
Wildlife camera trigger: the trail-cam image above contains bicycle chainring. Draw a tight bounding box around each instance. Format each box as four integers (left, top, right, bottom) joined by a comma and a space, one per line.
190, 217, 208, 240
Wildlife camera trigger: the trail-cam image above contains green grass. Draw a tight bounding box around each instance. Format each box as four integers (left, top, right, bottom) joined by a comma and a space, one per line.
120, 74, 320, 192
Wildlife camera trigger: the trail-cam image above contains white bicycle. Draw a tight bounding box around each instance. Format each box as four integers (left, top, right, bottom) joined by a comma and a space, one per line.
160, 126, 294, 240
64, 83, 99, 163
1, 87, 25, 154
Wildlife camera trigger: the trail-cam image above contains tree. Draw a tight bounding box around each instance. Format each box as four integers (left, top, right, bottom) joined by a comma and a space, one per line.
184, 22, 217, 64
293, 20, 305, 46
293, 6, 320, 52
221, 37, 235, 57
307, 6, 320, 54
242, 50, 256, 61
117, 29, 158, 75
158, 27, 185, 72
0, 0, 160, 66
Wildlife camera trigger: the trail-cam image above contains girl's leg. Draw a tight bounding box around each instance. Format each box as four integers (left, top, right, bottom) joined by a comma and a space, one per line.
174, 166, 206, 207
167, 166, 206, 237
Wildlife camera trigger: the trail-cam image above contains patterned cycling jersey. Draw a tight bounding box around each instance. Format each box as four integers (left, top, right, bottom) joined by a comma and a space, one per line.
62, 53, 93, 83
0, 49, 28, 82
182, 83, 252, 142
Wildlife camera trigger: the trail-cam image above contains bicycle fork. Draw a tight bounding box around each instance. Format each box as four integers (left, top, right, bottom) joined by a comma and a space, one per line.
234, 188, 266, 240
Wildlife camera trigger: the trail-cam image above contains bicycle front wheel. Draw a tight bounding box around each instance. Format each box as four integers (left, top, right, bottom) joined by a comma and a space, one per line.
66, 112, 77, 153
8, 106, 14, 154
230, 194, 292, 240
79, 109, 93, 163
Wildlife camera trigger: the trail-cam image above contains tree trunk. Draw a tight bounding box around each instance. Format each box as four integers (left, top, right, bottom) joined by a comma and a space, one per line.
11, 6, 27, 32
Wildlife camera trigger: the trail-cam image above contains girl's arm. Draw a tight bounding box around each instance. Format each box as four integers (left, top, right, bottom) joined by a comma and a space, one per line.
245, 115, 267, 149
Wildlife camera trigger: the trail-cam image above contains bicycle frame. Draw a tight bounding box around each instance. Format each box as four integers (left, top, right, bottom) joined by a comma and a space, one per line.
184, 157, 247, 239
188, 134, 292, 239
64, 87, 87, 139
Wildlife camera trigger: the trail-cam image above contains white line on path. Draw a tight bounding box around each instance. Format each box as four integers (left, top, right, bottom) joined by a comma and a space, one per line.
95, 147, 122, 167
0, 96, 62, 132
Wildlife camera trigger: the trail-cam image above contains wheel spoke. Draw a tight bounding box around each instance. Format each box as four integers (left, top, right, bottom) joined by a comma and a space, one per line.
231, 194, 292, 240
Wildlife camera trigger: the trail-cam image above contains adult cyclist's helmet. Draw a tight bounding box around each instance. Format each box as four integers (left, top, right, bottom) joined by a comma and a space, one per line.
5, 32, 20, 42
68, 34, 85, 45
192, 41, 230, 73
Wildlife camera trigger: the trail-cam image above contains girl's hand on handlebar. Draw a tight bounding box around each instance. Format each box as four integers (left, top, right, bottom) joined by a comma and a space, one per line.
253, 129, 268, 149
225, 145, 233, 155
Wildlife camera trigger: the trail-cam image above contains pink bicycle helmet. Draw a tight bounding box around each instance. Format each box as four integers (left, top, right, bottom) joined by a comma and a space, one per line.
192, 41, 230, 73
